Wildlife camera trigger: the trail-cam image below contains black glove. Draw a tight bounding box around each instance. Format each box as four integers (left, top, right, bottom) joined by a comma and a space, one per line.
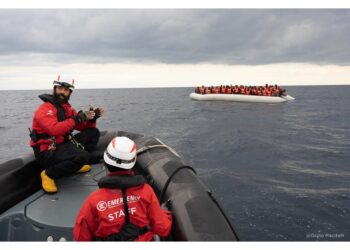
73, 110, 88, 124
90, 108, 102, 122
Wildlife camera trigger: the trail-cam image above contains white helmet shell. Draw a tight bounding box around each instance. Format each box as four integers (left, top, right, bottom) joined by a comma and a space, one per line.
103, 136, 137, 169
53, 74, 75, 91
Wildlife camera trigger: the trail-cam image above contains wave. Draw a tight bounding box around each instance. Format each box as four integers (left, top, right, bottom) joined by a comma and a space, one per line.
279, 161, 350, 177
274, 186, 350, 196
196, 167, 293, 186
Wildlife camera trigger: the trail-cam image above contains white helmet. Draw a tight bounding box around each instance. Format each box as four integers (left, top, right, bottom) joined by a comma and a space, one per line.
53, 74, 75, 91
103, 136, 137, 169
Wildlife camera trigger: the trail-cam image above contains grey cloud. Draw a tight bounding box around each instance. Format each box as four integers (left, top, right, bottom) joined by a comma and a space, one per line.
0, 9, 349, 65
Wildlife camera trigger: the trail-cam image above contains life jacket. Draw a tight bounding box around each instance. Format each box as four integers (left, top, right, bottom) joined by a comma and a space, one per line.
221, 87, 226, 94
95, 175, 148, 241
41, 94, 66, 121
205, 88, 211, 94
227, 88, 232, 94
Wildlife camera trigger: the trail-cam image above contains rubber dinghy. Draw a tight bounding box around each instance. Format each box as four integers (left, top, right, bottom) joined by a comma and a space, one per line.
0, 130, 239, 241
190, 93, 295, 103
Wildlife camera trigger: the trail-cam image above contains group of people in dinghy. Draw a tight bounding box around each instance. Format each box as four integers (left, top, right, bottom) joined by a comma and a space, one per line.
194, 84, 287, 97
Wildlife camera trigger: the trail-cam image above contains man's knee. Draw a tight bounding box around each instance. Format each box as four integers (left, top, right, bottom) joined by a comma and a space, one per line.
84, 128, 100, 151
85, 127, 100, 137
90, 128, 100, 141
83, 128, 100, 143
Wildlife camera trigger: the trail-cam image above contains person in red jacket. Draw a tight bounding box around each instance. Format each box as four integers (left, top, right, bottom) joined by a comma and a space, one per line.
73, 136, 172, 241
29, 74, 104, 193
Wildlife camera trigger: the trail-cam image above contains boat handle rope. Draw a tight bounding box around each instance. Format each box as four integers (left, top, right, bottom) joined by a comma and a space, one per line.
159, 165, 197, 204
136, 141, 181, 158
134, 139, 197, 203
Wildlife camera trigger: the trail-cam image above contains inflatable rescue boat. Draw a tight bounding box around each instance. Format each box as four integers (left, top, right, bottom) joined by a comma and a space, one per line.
0, 130, 239, 241
190, 93, 295, 103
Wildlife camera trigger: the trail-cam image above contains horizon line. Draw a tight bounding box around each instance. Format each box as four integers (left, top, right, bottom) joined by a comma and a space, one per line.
1, 84, 350, 91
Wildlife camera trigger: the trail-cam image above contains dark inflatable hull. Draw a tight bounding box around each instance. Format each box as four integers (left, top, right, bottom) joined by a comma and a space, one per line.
0, 131, 239, 241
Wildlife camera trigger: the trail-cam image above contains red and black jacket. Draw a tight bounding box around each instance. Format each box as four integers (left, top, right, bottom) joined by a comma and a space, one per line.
29, 94, 96, 152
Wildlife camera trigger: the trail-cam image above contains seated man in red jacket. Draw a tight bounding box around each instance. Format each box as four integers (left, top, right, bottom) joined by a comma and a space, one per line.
29, 74, 104, 193
73, 136, 172, 241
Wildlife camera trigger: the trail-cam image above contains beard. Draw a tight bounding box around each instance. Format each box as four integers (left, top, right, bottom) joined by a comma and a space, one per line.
53, 90, 70, 103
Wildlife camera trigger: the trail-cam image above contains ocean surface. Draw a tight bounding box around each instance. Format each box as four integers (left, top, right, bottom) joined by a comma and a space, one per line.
1, 86, 350, 241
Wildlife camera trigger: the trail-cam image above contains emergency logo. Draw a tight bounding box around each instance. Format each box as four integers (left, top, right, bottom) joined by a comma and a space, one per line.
97, 201, 107, 211
96, 195, 140, 212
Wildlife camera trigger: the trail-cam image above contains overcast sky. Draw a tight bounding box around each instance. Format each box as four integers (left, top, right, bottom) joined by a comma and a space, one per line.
0, 9, 350, 89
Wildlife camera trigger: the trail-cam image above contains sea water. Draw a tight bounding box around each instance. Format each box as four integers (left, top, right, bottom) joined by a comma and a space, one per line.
0, 86, 349, 240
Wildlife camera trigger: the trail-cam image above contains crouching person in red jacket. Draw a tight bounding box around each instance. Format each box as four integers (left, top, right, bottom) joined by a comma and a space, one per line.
29, 74, 104, 194
73, 136, 172, 241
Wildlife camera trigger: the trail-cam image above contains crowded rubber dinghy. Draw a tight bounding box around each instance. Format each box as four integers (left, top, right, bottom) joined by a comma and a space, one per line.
190, 84, 295, 103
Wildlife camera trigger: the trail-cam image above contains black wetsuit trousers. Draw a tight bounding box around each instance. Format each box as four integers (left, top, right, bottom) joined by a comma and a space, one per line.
34, 128, 101, 179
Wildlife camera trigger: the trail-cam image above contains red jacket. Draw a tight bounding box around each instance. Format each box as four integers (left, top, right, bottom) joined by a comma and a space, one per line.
30, 94, 96, 152
73, 171, 172, 241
